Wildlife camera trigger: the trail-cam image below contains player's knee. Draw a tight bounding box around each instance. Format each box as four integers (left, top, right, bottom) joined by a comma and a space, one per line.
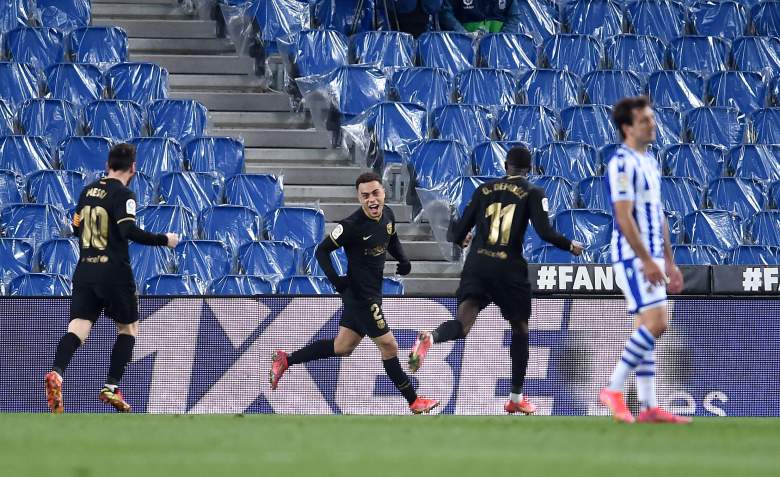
67, 319, 92, 342
116, 322, 139, 337
334, 342, 356, 357
510, 320, 529, 336
377, 337, 399, 358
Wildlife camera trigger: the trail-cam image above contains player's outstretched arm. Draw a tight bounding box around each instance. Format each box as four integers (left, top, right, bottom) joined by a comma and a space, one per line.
314, 235, 348, 293
447, 194, 479, 247
528, 188, 573, 251
114, 191, 171, 247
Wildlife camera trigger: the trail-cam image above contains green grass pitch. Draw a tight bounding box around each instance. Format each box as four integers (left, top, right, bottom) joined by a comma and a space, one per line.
1, 415, 778, 477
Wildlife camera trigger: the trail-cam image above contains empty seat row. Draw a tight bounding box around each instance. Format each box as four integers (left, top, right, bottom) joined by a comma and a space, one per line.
1, 0, 91, 33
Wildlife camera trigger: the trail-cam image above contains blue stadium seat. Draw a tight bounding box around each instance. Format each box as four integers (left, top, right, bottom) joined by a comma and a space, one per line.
106, 63, 168, 107
729, 245, 780, 264
749, 108, 780, 144
600, 143, 659, 165
68, 26, 128, 66
667, 35, 729, 73
386, 67, 451, 111
529, 175, 575, 214
136, 204, 197, 239
268, 207, 325, 249
25, 169, 85, 209
127, 137, 184, 180
0, 169, 21, 203
672, 244, 724, 264
683, 209, 743, 249
576, 176, 610, 211
350, 31, 415, 68
416, 32, 475, 77
553, 209, 613, 248
0, 135, 53, 175
453, 68, 517, 107
472, 141, 526, 177
446, 176, 493, 218
707, 71, 766, 113
604, 34, 666, 74
751, 1, 780, 36
626, 0, 687, 43
647, 70, 705, 110
142, 274, 204, 295
653, 107, 683, 146
727, 144, 780, 181
707, 177, 765, 218
661, 176, 703, 217
495, 105, 558, 148
129, 172, 154, 207
207, 275, 274, 295
541, 34, 603, 77
36, 0, 90, 31
35, 237, 78, 276
530, 244, 587, 264
0, 0, 29, 33
8, 272, 71, 296
57, 136, 111, 178
0, 237, 34, 290
476, 33, 536, 71
175, 240, 233, 284
147, 99, 208, 143
281, 29, 348, 80
581, 70, 642, 106
514, 0, 558, 42
0, 100, 13, 136
302, 244, 347, 276
185, 137, 244, 178
429, 104, 492, 149
82, 100, 144, 141
560, 105, 616, 147
45, 63, 103, 109
129, 242, 175, 285
771, 180, 780, 208
382, 277, 405, 295
565, 0, 623, 39
312, 0, 373, 34
199, 205, 262, 254
252, 0, 310, 51
0, 62, 39, 109
519, 69, 580, 111
4, 27, 65, 71
17, 99, 78, 147
731, 36, 780, 74
224, 174, 284, 221
238, 240, 299, 280
691, 0, 747, 38
156, 171, 222, 214
302, 65, 385, 122
276, 275, 335, 294
357, 101, 427, 163
748, 210, 780, 246
407, 139, 471, 190
0, 203, 66, 242
662, 143, 726, 186
683, 107, 745, 145
536, 142, 598, 181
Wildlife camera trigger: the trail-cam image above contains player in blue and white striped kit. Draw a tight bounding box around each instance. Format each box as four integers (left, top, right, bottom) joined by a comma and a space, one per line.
600, 96, 691, 424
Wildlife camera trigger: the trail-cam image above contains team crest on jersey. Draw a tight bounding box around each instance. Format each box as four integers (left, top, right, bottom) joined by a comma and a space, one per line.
386, 223, 393, 235
616, 173, 630, 193
126, 199, 136, 216
331, 224, 344, 241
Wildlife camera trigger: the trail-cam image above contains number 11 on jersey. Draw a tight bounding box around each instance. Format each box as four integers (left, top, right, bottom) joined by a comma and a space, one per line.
485, 202, 516, 246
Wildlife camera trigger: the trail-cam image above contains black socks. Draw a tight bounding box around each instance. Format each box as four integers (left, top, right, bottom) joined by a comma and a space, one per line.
431, 320, 465, 344
383, 357, 417, 404
107, 334, 136, 386
288, 339, 336, 366
52, 332, 82, 376
510, 332, 530, 390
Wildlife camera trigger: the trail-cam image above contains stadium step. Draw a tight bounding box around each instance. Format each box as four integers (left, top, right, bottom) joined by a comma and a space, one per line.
169, 91, 291, 112
129, 38, 235, 55
401, 277, 459, 295
129, 54, 255, 75
289, 202, 414, 223
285, 185, 362, 201
384, 261, 462, 278
168, 74, 266, 93
94, 19, 216, 38
209, 128, 332, 149
244, 148, 350, 164
249, 165, 365, 185
209, 112, 311, 130
92, 3, 193, 19
328, 222, 433, 241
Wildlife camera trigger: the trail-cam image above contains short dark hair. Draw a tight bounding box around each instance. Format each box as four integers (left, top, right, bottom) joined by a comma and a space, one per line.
506, 145, 532, 171
613, 96, 651, 139
355, 171, 382, 189
107, 143, 136, 172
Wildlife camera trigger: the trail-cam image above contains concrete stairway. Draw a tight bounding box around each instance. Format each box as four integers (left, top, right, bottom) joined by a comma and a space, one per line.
92, 0, 461, 294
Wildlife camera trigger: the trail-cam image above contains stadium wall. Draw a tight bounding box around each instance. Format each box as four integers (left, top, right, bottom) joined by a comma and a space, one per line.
1, 296, 777, 416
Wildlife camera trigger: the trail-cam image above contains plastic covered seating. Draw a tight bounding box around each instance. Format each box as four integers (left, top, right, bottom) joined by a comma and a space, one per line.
198, 205, 261, 254
386, 67, 451, 111
0, 62, 39, 109
672, 244, 724, 264
626, 0, 687, 43
564, 0, 623, 39
472, 140, 526, 177
175, 240, 233, 284
147, 99, 208, 143
348, 101, 428, 165
0, 135, 53, 175
771, 180, 780, 208
416, 32, 475, 78
57, 136, 111, 178
268, 207, 325, 249
513, 0, 559, 42
530, 244, 587, 264
252, 0, 311, 52
156, 171, 222, 214
749, 108, 780, 144
142, 274, 203, 295
1, 0, 30, 33
662, 143, 726, 186
407, 139, 471, 191
312, 0, 373, 35
128, 172, 154, 207
298, 65, 385, 122
748, 210, 780, 246
560, 105, 616, 147
667, 36, 729, 73
647, 70, 705, 110
276, 275, 335, 294
519, 69, 579, 111
445, 176, 492, 218
82, 100, 144, 141
707, 177, 765, 218
0, 100, 13, 136
37, 0, 90, 31
0, 203, 67, 242
350, 31, 415, 68
536, 142, 598, 181
185, 136, 244, 178
0, 237, 34, 289
128, 137, 184, 180
8, 272, 71, 296
604, 34, 666, 74
453, 68, 517, 107
683, 107, 744, 145
429, 104, 492, 149
25, 169, 85, 209
129, 242, 174, 285
653, 107, 683, 147
751, 1, 780, 36
68, 26, 128, 67
600, 143, 659, 165
576, 176, 610, 211
541, 34, 602, 77
476, 33, 536, 71
553, 209, 613, 248
683, 209, 743, 249
106, 63, 168, 107
529, 175, 575, 214
136, 204, 197, 239
45, 63, 103, 108
707, 71, 766, 113
581, 70, 642, 106
730, 245, 780, 264
17, 98, 78, 147
727, 144, 780, 182
4, 27, 65, 71
731, 36, 780, 74
279, 29, 348, 80
0, 169, 22, 203
35, 237, 78, 276
661, 176, 703, 217
238, 240, 299, 279
223, 173, 284, 221
495, 105, 558, 148
382, 277, 404, 295
303, 244, 347, 276
207, 274, 274, 295
691, 0, 747, 38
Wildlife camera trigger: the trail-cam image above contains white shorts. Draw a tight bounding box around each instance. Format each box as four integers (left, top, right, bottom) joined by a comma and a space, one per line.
613, 257, 667, 314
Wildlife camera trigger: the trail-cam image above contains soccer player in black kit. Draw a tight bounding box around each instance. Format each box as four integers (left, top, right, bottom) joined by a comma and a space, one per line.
269, 172, 439, 414
408, 146, 583, 414
44, 144, 180, 413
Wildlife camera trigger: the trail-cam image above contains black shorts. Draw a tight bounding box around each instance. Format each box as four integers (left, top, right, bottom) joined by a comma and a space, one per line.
70, 282, 139, 324
456, 259, 532, 323
339, 291, 390, 338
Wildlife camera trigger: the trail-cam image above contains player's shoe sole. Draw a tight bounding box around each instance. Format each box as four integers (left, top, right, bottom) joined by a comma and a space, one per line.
410, 397, 439, 414
638, 407, 692, 424
504, 398, 537, 415
44, 371, 63, 414
99, 388, 131, 413
408, 332, 432, 373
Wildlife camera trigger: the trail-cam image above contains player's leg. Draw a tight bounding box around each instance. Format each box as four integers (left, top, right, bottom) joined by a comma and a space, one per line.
501, 285, 536, 415
408, 298, 481, 373
98, 285, 139, 412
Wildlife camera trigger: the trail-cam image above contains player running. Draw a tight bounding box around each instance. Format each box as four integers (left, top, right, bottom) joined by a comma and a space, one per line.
44, 144, 180, 414
599, 96, 691, 424
408, 147, 582, 414
269, 172, 439, 414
